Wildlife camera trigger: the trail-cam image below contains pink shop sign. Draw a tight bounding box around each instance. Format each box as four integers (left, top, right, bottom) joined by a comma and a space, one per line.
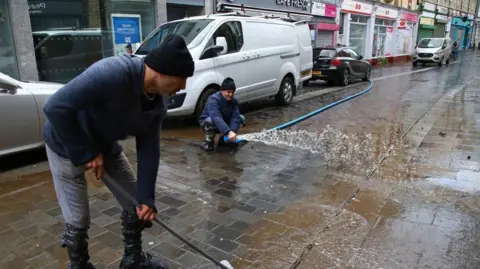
325, 4, 337, 18
400, 12, 418, 22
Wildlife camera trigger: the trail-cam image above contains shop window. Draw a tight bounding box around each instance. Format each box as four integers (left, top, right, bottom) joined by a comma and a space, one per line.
0, 0, 19, 79
339, 13, 345, 34
212, 21, 244, 54
351, 15, 368, 23
349, 24, 367, 56
36, 35, 74, 60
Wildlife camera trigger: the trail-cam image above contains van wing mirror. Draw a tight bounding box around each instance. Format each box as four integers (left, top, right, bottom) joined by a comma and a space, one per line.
215, 37, 228, 55
358, 55, 363, 60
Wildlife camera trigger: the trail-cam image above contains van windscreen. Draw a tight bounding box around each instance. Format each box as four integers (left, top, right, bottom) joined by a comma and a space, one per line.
135, 19, 214, 55
418, 39, 443, 48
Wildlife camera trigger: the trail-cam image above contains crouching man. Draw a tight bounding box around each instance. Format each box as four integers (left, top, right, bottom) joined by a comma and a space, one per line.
199, 77, 245, 151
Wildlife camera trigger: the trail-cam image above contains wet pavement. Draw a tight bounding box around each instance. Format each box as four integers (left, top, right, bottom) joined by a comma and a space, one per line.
1, 53, 480, 269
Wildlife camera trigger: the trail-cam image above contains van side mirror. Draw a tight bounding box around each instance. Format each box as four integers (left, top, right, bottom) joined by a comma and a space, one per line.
215, 37, 228, 55
358, 55, 363, 60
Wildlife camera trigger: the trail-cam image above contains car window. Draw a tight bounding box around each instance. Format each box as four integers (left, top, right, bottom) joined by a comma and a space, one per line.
212, 21, 244, 54
35, 34, 74, 60
347, 49, 359, 58
316, 49, 336, 58
338, 49, 351, 57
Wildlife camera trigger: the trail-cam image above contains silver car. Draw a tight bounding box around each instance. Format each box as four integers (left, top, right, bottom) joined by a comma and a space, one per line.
0, 72, 63, 157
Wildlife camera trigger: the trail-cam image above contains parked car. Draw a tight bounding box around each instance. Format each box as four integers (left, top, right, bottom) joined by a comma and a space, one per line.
0, 72, 63, 157
412, 37, 452, 67
134, 13, 313, 119
305, 47, 371, 86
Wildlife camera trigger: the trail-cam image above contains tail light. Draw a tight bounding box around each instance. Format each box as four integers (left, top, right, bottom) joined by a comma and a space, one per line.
330, 58, 341, 66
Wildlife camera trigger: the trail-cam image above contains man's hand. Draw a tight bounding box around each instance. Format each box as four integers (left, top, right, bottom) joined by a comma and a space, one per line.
136, 204, 156, 220
85, 154, 103, 179
227, 131, 237, 142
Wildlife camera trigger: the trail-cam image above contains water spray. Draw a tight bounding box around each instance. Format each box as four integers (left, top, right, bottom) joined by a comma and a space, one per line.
223, 80, 374, 144
102, 176, 235, 269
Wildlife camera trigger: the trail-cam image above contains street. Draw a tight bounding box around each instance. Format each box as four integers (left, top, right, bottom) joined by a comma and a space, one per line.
1, 53, 480, 269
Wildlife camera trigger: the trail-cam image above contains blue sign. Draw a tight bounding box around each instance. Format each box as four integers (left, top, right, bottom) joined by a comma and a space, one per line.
112, 16, 141, 45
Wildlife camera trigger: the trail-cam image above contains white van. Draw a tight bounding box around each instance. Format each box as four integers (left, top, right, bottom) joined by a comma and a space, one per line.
413, 37, 452, 67
134, 13, 313, 118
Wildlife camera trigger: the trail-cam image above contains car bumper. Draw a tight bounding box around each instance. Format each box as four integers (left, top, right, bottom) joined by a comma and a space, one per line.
413, 55, 442, 63
311, 68, 341, 81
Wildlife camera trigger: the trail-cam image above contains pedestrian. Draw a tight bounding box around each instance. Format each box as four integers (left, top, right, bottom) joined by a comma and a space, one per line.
125, 43, 133, 54
198, 77, 245, 152
43, 34, 194, 269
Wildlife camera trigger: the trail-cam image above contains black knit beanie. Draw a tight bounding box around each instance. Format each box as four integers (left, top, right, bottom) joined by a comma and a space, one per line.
144, 34, 195, 78
221, 77, 236, 91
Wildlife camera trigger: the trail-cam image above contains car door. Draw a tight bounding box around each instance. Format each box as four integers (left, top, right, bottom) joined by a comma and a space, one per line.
338, 49, 358, 77
210, 21, 249, 102
346, 49, 366, 78
0, 79, 40, 155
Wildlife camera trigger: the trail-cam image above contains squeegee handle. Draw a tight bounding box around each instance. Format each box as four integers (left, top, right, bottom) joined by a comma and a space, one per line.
101, 176, 231, 269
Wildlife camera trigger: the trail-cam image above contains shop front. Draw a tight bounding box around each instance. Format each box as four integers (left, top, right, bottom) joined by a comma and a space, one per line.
396, 11, 418, 56
450, 16, 473, 49
340, 0, 373, 57
0, 0, 19, 79
372, 6, 398, 58
167, 0, 204, 22
310, 0, 338, 47
418, 2, 436, 41
216, 0, 312, 21
27, 0, 157, 83
434, 5, 448, 37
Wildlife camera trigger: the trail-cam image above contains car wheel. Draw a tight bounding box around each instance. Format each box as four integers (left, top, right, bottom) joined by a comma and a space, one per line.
275, 76, 295, 105
340, 69, 350, 86
362, 67, 371, 81
303, 80, 310, 87
195, 87, 217, 120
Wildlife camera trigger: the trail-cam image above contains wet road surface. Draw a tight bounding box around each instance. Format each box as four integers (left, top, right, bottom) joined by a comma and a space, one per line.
1, 54, 480, 268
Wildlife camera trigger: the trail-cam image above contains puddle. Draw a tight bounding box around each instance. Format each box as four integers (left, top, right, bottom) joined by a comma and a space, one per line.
424, 170, 480, 194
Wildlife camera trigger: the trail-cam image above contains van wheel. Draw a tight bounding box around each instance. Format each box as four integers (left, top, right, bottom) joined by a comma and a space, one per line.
438, 58, 443, 67
446, 57, 450, 65
194, 87, 217, 120
412, 61, 417, 67
275, 76, 295, 105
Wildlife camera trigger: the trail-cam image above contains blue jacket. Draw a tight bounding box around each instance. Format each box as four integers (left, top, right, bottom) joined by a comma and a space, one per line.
43, 54, 166, 211
199, 91, 242, 134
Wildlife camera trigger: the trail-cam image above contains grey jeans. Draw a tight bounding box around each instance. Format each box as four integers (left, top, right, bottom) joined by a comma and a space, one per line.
46, 145, 137, 229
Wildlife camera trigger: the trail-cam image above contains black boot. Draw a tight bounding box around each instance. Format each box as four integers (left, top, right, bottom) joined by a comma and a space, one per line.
62, 224, 96, 269
120, 210, 168, 269
202, 140, 215, 152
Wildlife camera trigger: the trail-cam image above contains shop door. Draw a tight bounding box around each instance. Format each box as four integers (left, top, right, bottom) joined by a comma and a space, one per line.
433, 23, 446, 38
316, 31, 333, 47
418, 28, 433, 42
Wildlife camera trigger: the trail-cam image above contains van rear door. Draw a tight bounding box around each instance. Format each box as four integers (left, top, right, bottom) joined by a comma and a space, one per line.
295, 22, 313, 83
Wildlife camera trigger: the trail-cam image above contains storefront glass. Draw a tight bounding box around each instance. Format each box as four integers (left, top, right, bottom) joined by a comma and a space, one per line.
28, 0, 157, 83
0, 0, 19, 79
372, 19, 394, 57
349, 15, 368, 56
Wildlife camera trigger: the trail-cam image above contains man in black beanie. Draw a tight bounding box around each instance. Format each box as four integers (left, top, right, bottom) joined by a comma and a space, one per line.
199, 77, 245, 151
42, 34, 194, 269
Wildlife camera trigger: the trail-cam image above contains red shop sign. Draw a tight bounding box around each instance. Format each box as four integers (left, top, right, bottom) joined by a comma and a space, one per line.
400, 12, 418, 22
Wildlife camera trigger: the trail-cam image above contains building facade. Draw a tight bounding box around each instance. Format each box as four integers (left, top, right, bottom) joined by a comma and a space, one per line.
1, 0, 210, 83
338, 0, 419, 60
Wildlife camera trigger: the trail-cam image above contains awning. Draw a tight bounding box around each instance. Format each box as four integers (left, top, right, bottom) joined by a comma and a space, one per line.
317, 23, 340, 31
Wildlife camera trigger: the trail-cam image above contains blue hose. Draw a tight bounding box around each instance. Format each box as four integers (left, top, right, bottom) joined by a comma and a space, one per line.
224, 80, 374, 143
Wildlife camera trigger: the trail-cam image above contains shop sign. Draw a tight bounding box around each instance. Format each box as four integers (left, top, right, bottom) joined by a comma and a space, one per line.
111, 14, 142, 56
375, 6, 398, 19
436, 14, 448, 22
423, 2, 436, 12
451, 10, 459, 16
311, 2, 336, 17
420, 17, 435, 25
399, 11, 418, 22
28, 1, 83, 15
421, 11, 436, 19
341, 0, 373, 15
217, 0, 311, 12
275, 0, 311, 10
436, 6, 448, 15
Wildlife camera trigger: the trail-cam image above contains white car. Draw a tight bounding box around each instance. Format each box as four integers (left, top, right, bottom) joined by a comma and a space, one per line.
0, 72, 63, 157
134, 13, 313, 118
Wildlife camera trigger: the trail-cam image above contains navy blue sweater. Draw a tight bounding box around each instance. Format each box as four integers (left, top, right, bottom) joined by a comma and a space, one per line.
43, 54, 166, 211
199, 92, 242, 134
